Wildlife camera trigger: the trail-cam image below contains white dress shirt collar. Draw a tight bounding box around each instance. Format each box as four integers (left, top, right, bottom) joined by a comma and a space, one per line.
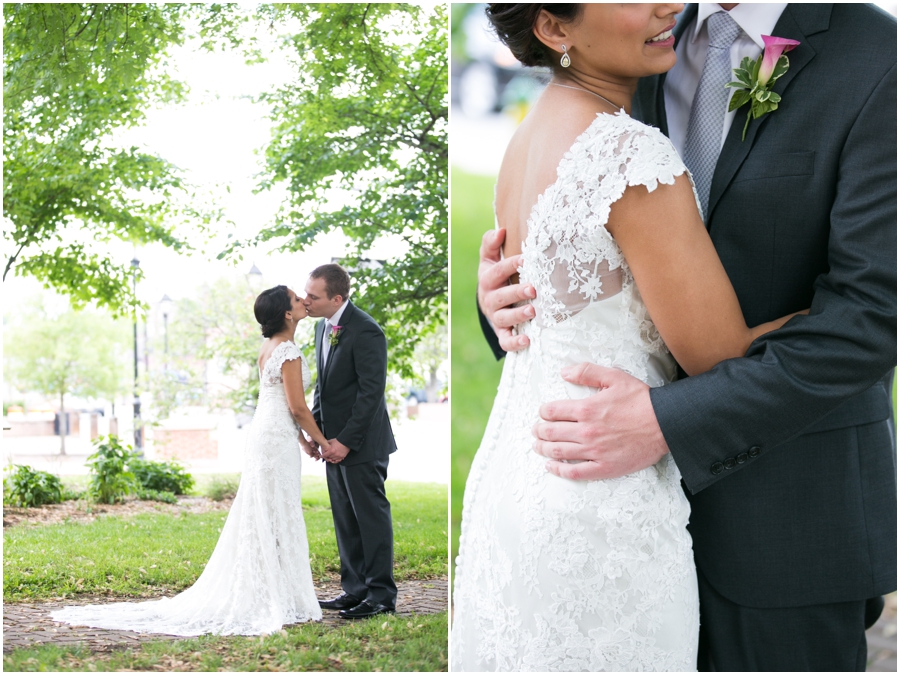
326, 299, 350, 328
691, 3, 788, 50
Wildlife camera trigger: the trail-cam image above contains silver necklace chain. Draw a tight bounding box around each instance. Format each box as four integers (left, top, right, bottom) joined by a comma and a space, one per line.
550, 82, 623, 111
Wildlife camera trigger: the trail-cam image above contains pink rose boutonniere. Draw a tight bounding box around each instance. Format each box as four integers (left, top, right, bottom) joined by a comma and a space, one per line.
727, 35, 801, 140
327, 325, 343, 347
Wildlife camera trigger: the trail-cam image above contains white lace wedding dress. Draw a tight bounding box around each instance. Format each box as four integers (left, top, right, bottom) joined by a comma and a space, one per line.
52, 340, 322, 636
452, 112, 700, 671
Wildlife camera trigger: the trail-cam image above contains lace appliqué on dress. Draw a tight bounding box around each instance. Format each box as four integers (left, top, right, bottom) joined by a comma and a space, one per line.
452, 113, 700, 672
51, 340, 322, 636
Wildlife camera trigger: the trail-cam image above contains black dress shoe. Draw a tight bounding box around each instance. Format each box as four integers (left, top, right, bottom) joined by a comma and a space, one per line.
339, 600, 395, 620
318, 593, 361, 610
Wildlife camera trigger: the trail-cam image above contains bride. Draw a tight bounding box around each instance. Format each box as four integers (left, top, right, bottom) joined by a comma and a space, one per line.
451, 4, 804, 671
52, 285, 327, 636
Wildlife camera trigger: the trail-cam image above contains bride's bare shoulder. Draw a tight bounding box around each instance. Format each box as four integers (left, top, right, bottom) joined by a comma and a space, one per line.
497, 93, 606, 256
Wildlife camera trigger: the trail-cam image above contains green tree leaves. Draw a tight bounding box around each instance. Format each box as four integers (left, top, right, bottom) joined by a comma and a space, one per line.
241, 4, 448, 377
3, 4, 214, 314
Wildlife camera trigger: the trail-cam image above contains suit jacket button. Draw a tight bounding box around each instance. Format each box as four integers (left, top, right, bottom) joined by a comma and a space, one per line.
736, 452, 749, 464
748, 446, 761, 457
711, 462, 724, 475
724, 457, 736, 469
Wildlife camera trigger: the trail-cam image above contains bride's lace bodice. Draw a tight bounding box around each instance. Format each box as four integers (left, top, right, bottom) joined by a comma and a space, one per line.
260, 340, 311, 391
452, 113, 699, 671
255, 340, 310, 439
519, 110, 699, 386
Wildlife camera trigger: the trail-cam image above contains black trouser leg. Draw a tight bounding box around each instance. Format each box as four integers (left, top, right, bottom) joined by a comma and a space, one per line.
696, 567, 868, 671
327, 458, 397, 607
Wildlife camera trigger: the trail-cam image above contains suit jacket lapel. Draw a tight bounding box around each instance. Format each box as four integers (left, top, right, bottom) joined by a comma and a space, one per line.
707, 4, 831, 223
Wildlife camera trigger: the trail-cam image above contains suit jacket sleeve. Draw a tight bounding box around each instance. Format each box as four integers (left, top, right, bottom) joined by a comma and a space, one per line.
652, 62, 897, 494
478, 295, 506, 361
336, 322, 388, 451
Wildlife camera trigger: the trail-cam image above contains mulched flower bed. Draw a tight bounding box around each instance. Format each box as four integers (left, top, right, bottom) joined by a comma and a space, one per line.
3, 496, 233, 529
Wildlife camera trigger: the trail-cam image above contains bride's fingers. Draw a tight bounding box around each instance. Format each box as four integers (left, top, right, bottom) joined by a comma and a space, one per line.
545, 459, 609, 481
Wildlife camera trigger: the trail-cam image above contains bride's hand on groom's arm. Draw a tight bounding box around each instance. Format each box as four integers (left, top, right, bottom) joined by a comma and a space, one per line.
478, 228, 536, 353
532, 364, 669, 481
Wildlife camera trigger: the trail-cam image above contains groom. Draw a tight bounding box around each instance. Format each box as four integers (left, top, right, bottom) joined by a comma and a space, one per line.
478, 3, 896, 671
304, 263, 398, 619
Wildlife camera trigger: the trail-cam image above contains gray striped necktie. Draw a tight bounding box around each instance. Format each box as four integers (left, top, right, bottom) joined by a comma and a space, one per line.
682, 12, 743, 221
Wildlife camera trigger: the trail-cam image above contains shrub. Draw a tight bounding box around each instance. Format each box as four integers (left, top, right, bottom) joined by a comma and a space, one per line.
62, 486, 87, 501
4, 465, 64, 507
86, 436, 138, 504
205, 476, 239, 501
136, 487, 178, 504
130, 458, 194, 495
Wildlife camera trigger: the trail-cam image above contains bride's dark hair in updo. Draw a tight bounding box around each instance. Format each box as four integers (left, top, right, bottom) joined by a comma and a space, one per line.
254, 285, 292, 338
485, 4, 582, 68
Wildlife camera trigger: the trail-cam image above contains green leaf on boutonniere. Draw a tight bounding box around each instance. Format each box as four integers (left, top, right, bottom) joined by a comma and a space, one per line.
728, 89, 752, 112
770, 55, 790, 82
731, 66, 753, 88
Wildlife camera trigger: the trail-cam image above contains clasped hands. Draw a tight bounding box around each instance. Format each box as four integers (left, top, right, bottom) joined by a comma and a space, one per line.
478, 228, 670, 481
300, 436, 351, 464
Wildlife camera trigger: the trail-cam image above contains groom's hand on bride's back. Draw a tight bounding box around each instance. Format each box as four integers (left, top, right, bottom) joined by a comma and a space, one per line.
478, 228, 536, 353
532, 364, 670, 481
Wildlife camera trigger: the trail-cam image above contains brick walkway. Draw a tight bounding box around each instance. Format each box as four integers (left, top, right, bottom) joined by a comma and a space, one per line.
3, 578, 447, 654
867, 595, 898, 672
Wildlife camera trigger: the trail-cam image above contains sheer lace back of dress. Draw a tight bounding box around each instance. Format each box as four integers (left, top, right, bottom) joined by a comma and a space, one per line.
520, 111, 695, 330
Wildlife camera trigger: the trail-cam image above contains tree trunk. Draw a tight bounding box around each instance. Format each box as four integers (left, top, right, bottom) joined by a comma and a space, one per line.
59, 390, 66, 456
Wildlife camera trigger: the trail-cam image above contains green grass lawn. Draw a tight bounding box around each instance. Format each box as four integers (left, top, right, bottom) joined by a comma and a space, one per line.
3, 612, 448, 672
450, 168, 505, 583
4, 477, 447, 602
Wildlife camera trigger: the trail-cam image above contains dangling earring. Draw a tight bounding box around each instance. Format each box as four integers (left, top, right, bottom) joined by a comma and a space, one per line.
560, 44, 571, 68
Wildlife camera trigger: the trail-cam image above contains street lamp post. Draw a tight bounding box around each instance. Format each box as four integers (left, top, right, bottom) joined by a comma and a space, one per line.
160, 294, 173, 370
131, 257, 143, 455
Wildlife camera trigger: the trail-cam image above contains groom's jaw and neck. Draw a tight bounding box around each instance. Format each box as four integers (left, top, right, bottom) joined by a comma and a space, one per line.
304, 277, 344, 320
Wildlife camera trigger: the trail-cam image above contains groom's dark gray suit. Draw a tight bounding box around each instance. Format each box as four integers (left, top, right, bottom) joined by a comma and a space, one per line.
633, 3, 896, 670
312, 300, 397, 607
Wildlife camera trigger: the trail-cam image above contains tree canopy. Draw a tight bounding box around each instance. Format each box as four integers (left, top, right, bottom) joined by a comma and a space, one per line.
5, 3, 447, 381
3, 3, 217, 314
231, 3, 448, 378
